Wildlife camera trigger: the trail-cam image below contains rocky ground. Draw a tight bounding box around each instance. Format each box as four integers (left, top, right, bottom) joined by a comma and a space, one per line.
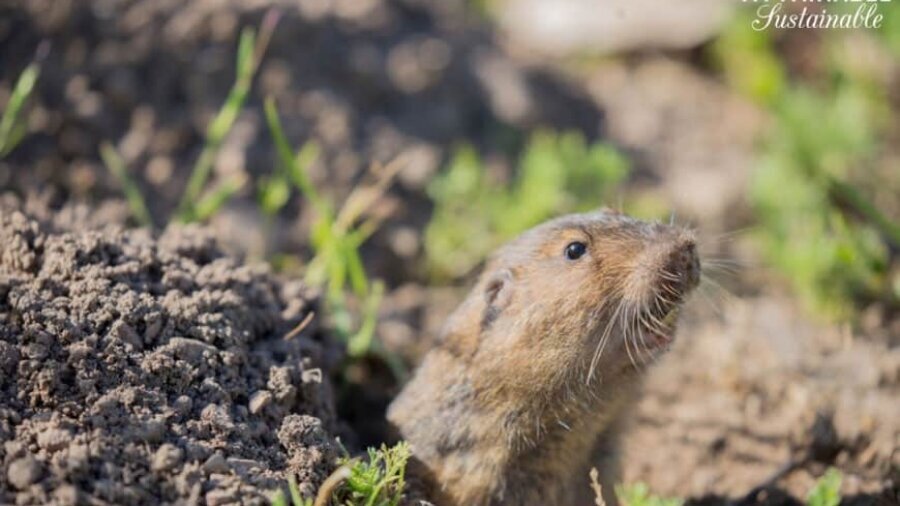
0, 206, 342, 505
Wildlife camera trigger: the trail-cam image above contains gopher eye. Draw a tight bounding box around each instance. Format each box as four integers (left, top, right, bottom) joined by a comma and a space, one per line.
564, 241, 587, 261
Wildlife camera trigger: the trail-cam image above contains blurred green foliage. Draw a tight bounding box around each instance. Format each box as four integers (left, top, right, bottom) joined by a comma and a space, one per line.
611, 468, 842, 506
807, 468, 843, 506
615, 483, 682, 506
712, 8, 900, 319
0, 63, 39, 158
104, 15, 276, 227
265, 98, 398, 371
710, 14, 785, 105
425, 130, 630, 281
879, 4, 900, 57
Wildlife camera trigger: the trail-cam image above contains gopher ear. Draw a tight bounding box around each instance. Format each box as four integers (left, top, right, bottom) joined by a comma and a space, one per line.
482, 269, 513, 329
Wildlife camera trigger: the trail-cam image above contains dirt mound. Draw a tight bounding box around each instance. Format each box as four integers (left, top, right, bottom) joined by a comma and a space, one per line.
0, 209, 342, 505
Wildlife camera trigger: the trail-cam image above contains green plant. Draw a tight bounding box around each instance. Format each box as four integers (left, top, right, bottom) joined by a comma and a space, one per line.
752, 84, 894, 318
265, 97, 400, 366
709, 11, 785, 106
807, 468, 842, 506
103, 13, 277, 227
100, 142, 153, 227
425, 130, 630, 280
0, 63, 39, 157
174, 14, 277, 223
271, 443, 411, 506
590, 471, 846, 506
713, 7, 900, 319
615, 483, 682, 506
880, 4, 900, 56
335, 442, 411, 506
271, 475, 313, 506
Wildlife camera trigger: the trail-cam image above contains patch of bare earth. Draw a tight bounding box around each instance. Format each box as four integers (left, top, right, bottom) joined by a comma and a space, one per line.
623, 295, 900, 505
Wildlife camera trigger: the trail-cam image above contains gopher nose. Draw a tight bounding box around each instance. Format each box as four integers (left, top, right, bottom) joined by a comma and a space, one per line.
667, 240, 700, 294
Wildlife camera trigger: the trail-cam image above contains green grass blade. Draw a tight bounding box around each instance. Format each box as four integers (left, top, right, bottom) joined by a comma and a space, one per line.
190, 176, 245, 223
827, 175, 900, 249
270, 490, 288, 506
177, 76, 251, 218
344, 241, 369, 297
348, 280, 384, 357
287, 475, 305, 506
263, 97, 301, 183
304, 219, 335, 287
176, 24, 268, 222
5, 122, 29, 156
364, 482, 384, 506
293, 141, 322, 202
263, 96, 328, 217
0, 63, 39, 157
258, 174, 291, 216
235, 27, 255, 80
326, 240, 347, 301
99, 141, 153, 227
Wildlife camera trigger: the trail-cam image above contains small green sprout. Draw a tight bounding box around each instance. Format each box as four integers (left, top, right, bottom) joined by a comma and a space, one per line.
271, 474, 313, 506
336, 442, 411, 506
0, 63, 40, 157
175, 11, 278, 223
271, 443, 410, 506
806, 468, 842, 506
615, 483, 682, 506
265, 96, 402, 367
100, 141, 153, 227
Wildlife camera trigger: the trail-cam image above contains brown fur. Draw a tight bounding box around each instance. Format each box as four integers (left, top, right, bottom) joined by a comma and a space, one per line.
389, 210, 700, 506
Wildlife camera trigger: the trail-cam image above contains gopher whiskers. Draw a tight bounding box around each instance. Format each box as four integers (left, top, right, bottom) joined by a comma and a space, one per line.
622, 305, 641, 370
587, 299, 622, 384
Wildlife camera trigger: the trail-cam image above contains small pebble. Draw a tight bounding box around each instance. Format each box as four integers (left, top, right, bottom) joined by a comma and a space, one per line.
151, 443, 183, 472
248, 390, 272, 415
53, 484, 79, 506
206, 489, 237, 506
173, 395, 193, 415
38, 428, 72, 452
8, 455, 41, 490
202, 453, 230, 475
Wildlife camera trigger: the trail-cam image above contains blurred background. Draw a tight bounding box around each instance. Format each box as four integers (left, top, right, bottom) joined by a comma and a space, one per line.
1, 0, 898, 503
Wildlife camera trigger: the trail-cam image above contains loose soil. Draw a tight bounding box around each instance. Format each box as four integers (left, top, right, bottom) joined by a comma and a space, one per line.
0, 207, 342, 505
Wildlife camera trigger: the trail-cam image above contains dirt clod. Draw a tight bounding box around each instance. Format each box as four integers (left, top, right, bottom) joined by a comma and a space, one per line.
7, 455, 41, 490
0, 210, 341, 505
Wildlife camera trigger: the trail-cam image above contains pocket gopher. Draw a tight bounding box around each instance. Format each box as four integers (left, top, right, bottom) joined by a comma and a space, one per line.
388, 209, 700, 506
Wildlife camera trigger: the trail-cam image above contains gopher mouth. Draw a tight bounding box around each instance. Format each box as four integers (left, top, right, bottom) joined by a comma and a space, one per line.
639, 303, 681, 351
